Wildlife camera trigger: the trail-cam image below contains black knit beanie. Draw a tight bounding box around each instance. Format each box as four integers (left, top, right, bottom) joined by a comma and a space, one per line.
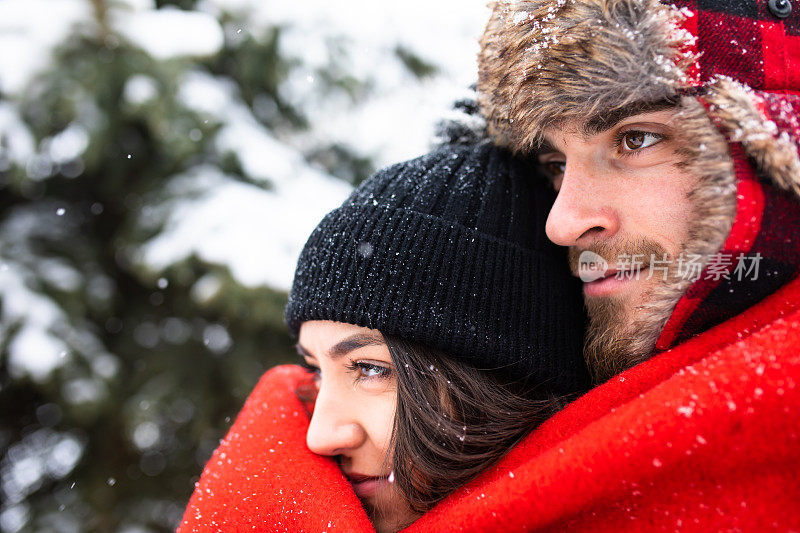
285, 142, 590, 395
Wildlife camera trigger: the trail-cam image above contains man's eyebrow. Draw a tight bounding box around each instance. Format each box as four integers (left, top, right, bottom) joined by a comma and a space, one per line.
537, 137, 559, 155
328, 333, 384, 360
582, 98, 679, 137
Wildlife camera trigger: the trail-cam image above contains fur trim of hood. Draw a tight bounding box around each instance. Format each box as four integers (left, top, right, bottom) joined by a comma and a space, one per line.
478, 0, 695, 152
477, 0, 800, 197
477, 0, 800, 360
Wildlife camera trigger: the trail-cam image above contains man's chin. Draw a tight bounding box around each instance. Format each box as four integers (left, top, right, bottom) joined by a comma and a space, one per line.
583, 276, 667, 383
584, 295, 635, 383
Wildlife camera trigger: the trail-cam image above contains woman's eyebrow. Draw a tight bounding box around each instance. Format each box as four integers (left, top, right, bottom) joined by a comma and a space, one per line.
295, 343, 314, 359
328, 333, 384, 360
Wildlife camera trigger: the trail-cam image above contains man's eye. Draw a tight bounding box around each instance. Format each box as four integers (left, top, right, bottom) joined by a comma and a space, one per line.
621, 131, 663, 151
541, 160, 566, 176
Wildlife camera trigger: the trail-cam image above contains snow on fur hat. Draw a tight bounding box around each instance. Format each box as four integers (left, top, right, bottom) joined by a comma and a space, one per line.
286, 142, 591, 395
477, 0, 800, 358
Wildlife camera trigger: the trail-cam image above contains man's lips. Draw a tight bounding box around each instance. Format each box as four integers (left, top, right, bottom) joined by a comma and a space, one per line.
583, 266, 650, 298
344, 472, 390, 498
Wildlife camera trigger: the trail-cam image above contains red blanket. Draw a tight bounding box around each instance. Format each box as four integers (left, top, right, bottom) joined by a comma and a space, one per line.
179, 273, 800, 532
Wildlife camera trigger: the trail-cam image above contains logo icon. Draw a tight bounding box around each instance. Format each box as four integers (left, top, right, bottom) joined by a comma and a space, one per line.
578, 251, 609, 282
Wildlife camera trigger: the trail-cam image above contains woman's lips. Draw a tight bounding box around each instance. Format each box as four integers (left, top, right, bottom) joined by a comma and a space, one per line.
345, 473, 390, 498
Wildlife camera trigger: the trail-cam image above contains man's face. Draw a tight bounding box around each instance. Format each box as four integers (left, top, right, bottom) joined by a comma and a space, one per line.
537, 107, 699, 381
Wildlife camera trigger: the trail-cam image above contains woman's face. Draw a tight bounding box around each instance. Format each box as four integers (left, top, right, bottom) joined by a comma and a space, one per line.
297, 320, 416, 532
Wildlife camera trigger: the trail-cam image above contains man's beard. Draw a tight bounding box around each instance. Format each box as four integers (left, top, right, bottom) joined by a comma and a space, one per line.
568, 239, 672, 384
583, 296, 641, 384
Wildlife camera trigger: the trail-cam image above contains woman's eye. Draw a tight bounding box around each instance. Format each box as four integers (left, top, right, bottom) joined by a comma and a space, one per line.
621, 131, 663, 151
353, 362, 392, 380
299, 359, 321, 377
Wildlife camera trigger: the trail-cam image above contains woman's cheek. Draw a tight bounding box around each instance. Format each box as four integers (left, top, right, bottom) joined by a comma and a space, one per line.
365, 388, 398, 456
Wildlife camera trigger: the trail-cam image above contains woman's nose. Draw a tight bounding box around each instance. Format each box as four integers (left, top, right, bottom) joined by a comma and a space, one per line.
305, 384, 366, 456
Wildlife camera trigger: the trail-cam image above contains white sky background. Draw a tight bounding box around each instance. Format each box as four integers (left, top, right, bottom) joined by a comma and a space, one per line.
0, 0, 490, 381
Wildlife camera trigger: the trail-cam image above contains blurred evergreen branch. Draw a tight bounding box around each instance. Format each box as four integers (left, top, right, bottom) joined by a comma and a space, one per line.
0, 4, 324, 531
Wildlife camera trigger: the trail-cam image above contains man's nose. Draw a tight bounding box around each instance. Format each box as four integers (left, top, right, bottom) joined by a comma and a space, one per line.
545, 161, 619, 247
305, 383, 365, 457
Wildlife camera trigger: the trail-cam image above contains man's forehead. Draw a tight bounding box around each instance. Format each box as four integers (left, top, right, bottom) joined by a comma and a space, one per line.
538, 98, 681, 151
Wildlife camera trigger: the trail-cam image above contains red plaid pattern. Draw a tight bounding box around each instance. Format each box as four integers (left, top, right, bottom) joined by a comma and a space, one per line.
668, 0, 800, 89
656, 0, 800, 350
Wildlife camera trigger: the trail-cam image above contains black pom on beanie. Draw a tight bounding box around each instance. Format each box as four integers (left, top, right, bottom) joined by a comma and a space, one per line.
285, 142, 590, 395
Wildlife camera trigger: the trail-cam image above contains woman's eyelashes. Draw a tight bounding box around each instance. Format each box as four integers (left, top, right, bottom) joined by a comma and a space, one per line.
299, 357, 321, 377
345, 360, 393, 382
298, 354, 393, 384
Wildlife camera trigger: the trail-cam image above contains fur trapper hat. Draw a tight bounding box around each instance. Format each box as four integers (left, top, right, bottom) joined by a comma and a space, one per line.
477, 0, 800, 354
